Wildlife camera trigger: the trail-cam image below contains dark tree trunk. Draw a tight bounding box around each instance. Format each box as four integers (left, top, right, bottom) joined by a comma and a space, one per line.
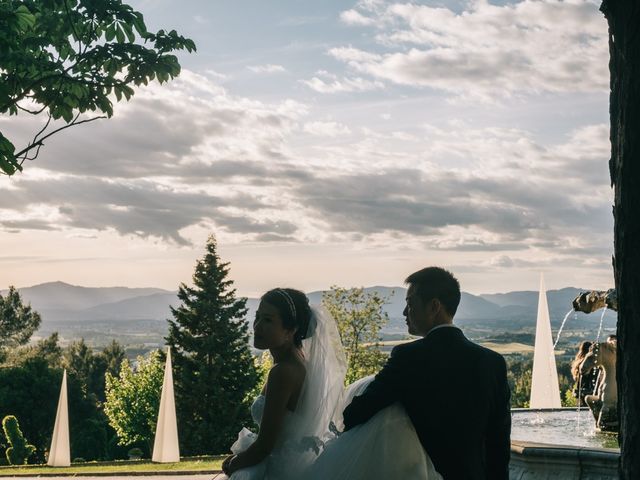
601, 0, 640, 478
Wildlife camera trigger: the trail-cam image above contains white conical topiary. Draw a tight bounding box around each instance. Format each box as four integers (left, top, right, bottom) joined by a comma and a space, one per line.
48, 369, 70, 466
530, 274, 562, 408
152, 347, 180, 463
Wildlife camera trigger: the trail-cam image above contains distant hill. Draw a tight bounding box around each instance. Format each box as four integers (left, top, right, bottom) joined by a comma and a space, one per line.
2, 281, 170, 311
4, 282, 617, 337
80, 293, 181, 321
244, 285, 616, 333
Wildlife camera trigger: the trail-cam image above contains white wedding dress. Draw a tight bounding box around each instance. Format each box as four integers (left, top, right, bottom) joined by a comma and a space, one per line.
223, 394, 317, 479
224, 306, 441, 480
303, 375, 443, 480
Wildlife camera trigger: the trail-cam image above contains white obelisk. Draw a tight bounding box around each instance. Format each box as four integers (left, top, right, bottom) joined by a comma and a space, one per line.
48, 369, 70, 466
152, 348, 180, 463
529, 274, 562, 408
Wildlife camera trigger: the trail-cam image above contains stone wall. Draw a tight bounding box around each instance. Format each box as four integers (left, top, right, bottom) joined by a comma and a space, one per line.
510, 441, 620, 480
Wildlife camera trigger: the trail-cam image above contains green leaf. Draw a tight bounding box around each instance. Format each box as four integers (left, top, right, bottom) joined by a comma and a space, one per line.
0, 134, 19, 174
105, 24, 116, 42
122, 23, 135, 43
61, 107, 74, 123
0, 154, 18, 175
116, 24, 125, 43
14, 5, 36, 30
132, 13, 147, 36
0, 133, 16, 154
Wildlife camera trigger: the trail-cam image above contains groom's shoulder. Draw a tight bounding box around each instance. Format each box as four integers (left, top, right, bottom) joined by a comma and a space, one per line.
465, 336, 507, 368
391, 337, 426, 358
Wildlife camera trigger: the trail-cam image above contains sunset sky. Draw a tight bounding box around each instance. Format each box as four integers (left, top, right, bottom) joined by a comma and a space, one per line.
0, 0, 614, 296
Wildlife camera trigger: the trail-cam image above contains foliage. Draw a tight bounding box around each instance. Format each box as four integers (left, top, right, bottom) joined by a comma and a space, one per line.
61, 338, 126, 404
0, 286, 41, 349
34, 332, 64, 367
0, 0, 196, 175
1, 332, 63, 367
103, 350, 164, 453
322, 286, 389, 385
0, 358, 60, 462
563, 388, 578, 407
165, 235, 259, 455
0, 340, 119, 462
506, 356, 532, 408
253, 351, 272, 396
2, 415, 35, 465
506, 355, 576, 408
127, 447, 143, 459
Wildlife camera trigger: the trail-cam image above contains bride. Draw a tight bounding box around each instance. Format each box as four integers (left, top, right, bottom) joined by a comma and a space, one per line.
221, 287, 441, 479
220, 288, 346, 479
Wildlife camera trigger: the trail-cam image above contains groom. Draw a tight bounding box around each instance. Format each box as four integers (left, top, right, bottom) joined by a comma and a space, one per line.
343, 267, 511, 479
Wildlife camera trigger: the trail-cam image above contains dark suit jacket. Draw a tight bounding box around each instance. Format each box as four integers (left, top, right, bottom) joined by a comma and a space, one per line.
343, 326, 511, 480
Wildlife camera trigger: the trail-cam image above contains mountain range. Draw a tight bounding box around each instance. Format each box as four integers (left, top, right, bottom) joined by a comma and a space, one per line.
2, 281, 617, 335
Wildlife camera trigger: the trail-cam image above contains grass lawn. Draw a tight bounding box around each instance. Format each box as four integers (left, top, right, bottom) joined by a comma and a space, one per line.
0, 456, 224, 476
481, 342, 535, 354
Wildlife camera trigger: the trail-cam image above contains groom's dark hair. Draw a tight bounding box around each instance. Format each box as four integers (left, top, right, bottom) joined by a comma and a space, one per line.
405, 267, 461, 317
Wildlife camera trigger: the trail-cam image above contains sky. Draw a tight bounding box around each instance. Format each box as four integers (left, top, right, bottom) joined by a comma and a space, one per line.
0, 0, 615, 296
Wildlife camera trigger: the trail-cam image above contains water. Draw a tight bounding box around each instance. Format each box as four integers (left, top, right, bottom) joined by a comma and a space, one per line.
577, 375, 582, 431
594, 306, 608, 344
553, 309, 574, 349
511, 410, 619, 450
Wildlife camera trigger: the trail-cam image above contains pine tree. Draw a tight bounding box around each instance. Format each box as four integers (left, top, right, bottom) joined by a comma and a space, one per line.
165, 235, 258, 455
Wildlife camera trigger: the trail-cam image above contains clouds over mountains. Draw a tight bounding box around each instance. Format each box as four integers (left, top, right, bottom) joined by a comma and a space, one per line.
0, 0, 613, 280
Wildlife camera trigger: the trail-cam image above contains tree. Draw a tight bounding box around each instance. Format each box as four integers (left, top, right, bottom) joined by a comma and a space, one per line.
322, 286, 388, 385
0, 340, 115, 461
63, 339, 96, 395
33, 332, 64, 367
165, 235, 259, 455
601, 0, 640, 477
102, 340, 126, 378
0, 358, 64, 461
0, 286, 41, 349
103, 351, 163, 455
2, 415, 35, 465
0, 0, 196, 175
62, 338, 126, 404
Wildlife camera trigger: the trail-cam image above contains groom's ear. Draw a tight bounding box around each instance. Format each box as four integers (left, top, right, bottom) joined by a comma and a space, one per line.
430, 298, 442, 314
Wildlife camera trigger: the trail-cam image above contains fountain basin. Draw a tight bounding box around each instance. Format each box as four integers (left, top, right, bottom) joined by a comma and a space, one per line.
510, 408, 619, 479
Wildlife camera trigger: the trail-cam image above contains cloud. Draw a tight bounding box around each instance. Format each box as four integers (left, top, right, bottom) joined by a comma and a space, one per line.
2, 70, 308, 182
332, 0, 608, 99
0, 70, 313, 244
205, 69, 229, 81
302, 70, 384, 93
282, 122, 613, 261
0, 64, 612, 267
303, 121, 352, 137
247, 64, 287, 74
340, 9, 375, 26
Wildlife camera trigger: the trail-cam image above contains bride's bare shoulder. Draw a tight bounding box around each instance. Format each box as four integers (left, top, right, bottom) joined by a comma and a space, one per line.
268, 360, 306, 388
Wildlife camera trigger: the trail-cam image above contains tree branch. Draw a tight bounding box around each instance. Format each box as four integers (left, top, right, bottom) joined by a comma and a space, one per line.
16, 103, 49, 115
14, 115, 106, 163
32, 114, 53, 144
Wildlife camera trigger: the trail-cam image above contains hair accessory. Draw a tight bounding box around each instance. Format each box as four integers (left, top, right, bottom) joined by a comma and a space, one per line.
276, 288, 297, 320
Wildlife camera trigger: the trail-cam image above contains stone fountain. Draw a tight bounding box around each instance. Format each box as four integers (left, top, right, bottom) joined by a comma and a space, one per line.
508, 282, 620, 479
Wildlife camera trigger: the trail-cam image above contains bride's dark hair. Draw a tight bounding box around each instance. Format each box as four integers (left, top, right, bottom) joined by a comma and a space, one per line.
261, 288, 312, 348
